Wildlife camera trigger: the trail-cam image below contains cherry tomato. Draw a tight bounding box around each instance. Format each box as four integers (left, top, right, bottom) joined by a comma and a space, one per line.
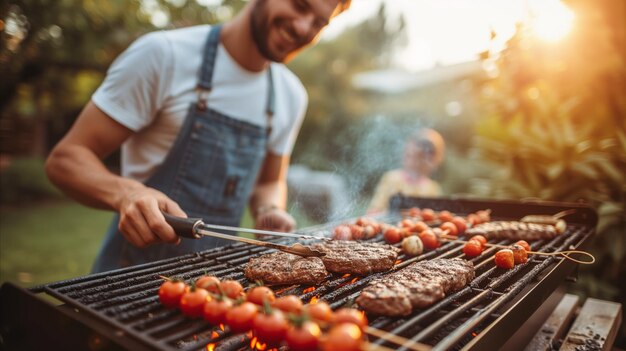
219, 280, 243, 299
362, 225, 376, 239
407, 207, 421, 218
418, 229, 440, 249
516, 240, 531, 252
412, 221, 429, 233
463, 240, 484, 258
383, 226, 402, 244
438, 210, 454, 222
252, 309, 289, 345
158, 280, 187, 308
272, 295, 303, 314
195, 275, 220, 294
246, 286, 276, 305
476, 210, 491, 223
333, 225, 352, 240
398, 219, 415, 228
321, 323, 363, 351
421, 208, 436, 222
355, 217, 370, 227
451, 216, 467, 235
510, 244, 528, 264
225, 302, 258, 333
203, 297, 233, 325
286, 320, 321, 351
467, 213, 481, 226
440, 222, 458, 236
303, 301, 333, 322
494, 249, 515, 269
332, 308, 368, 330
470, 235, 487, 248
349, 224, 365, 240
180, 287, 210, 318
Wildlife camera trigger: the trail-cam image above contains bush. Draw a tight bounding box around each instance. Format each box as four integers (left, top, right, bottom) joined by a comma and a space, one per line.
0, 157, 62, 205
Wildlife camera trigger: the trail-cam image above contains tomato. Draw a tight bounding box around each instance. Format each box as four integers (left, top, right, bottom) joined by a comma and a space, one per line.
332, 308, 368, 330
470, 235, 487, 248
252, 309, 289, 345
451, 216, 467, 235
272, 295, 303, 314
467, 213, 481, 226
203, 297, 233, 325
494, 249, 515, 269
225, 302, 258, 333
355, 217, 370, 227
398, 219, 415, 228
158, 280, 187, 308
349, 224, 365, 240
412, 221, 429, 233
438, 210, 454, 222
321, 323, 363, 351
333, 225, 352, 240
219, 280, 243, 299
418, 229, 440, 249
195, 275, 220, 294
180, 288, 210, 318
383, 226, 402, 244
516, 240, 531, 252
463, 240, 484, 258
286, 320, 321, 351
510, 244, 528, 264
421, 208, 436, 222
440, 222, 458, 236
407, 207, 421, 218
246, 286, 276, 305
362, 225, 376, 239
303, 301, 333, 322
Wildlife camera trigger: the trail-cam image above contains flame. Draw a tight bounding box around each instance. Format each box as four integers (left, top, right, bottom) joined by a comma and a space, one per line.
250, 336, 258, 349
255, 342, 267, 350
350, 277, 359, 284
303, 286, 316, 294
246, 331, 254, 338
342, 274, 351, 278
206, 343, 216, 351
310, 296, 319, 304
211, 331, 219, 339
471, 332, 477, 337
219, 324, 225, 331
395, 259, 402, 265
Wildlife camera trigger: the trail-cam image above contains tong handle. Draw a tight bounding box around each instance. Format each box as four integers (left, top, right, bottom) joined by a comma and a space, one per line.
162, 212, 203, 239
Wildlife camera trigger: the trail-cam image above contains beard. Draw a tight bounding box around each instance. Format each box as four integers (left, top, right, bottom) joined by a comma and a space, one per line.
249, 0, 306, 62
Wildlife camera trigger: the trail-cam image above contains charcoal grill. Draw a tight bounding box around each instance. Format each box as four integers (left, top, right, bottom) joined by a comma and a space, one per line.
0, 197, 597, 351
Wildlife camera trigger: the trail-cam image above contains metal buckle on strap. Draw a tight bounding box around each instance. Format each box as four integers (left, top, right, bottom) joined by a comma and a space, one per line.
195, 87, 210, 111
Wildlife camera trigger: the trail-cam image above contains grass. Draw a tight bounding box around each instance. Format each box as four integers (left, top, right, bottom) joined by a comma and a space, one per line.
0, 200, 112, 287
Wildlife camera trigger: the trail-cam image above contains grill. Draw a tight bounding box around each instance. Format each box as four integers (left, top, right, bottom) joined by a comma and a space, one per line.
0, 197, 597, 351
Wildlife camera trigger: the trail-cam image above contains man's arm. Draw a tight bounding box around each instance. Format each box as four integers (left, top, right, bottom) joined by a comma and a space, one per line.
249, 151, 295, 232
45, 101, 185, 247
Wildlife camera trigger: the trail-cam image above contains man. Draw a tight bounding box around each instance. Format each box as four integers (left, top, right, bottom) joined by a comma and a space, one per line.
45, 0, 351, 272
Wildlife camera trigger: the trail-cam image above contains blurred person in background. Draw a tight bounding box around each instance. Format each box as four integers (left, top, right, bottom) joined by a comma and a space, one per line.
45, 0, 351, 272
368, 128, 445, 213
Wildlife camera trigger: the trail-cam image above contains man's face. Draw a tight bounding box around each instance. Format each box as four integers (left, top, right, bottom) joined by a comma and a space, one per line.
250, 0, 341, 62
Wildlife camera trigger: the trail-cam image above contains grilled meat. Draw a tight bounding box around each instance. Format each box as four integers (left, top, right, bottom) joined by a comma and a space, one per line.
310, 240, 400, 275
244, 251, 328, 286
356, 258, 475, 316
465, 221, 559, 241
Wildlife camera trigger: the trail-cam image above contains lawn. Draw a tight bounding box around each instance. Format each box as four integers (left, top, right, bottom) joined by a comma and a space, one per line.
0, 201, 112, 287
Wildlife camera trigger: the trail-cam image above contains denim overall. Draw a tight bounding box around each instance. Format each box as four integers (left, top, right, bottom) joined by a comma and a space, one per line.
92, 25, 274, 273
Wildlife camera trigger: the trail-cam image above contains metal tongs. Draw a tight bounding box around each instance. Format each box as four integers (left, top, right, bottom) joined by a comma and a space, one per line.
163, 213, 326, 258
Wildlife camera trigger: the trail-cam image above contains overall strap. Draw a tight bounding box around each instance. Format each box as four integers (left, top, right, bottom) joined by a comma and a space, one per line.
196, 24, 275, 132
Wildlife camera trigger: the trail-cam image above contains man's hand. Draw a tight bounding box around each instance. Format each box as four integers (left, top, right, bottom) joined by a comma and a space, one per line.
254, 206, 296, 233
117, 187, 187, 247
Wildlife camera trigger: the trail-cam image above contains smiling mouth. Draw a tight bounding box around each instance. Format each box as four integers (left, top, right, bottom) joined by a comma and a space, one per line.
278, 25, 297, 46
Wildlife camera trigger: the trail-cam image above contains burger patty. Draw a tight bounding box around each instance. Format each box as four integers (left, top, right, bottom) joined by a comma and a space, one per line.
466, 221, 558, 241
244, 251, 328, 286
310, 240, 400, 275
356, 258, 475, 316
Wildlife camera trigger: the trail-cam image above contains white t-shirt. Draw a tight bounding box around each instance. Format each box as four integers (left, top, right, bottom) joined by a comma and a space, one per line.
92, 25, 308, 182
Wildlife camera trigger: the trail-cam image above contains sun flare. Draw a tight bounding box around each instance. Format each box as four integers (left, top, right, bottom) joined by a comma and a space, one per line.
527, 0, 575, 42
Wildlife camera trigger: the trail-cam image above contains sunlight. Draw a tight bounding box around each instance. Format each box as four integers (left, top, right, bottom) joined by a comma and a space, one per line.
527, 0, 575, 42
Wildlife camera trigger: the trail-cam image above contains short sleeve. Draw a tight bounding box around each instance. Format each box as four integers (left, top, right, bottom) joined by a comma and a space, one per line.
92, 31, 173, 131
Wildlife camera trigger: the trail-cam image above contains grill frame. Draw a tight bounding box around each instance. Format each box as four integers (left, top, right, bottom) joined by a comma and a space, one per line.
0, 197, 597, 351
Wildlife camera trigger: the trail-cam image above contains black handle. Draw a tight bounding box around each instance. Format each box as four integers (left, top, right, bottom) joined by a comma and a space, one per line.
162, 212, 203, 239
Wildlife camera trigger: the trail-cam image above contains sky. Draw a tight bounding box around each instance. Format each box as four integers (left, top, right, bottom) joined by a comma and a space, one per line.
321, 0, 568, 72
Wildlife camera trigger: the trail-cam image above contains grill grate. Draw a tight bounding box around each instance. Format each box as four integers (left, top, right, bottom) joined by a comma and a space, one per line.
16, 198, 597, 351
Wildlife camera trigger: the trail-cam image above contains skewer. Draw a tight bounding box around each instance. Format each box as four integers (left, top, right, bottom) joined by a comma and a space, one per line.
439, 234, 595, 264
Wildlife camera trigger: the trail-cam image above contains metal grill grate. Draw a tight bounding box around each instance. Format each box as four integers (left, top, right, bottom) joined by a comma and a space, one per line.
7, 197, 597, 351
